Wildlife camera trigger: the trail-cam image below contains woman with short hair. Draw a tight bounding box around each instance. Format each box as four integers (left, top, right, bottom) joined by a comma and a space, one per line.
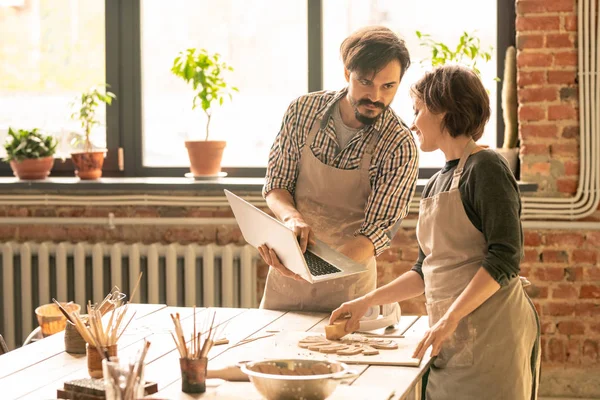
330, 64, 540, 400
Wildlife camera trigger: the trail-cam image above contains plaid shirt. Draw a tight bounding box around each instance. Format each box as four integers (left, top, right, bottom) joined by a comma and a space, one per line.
263, 88, 419, 256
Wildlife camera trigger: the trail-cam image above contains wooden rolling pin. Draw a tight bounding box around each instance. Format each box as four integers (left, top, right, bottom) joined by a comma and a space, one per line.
207, 364, 249, 381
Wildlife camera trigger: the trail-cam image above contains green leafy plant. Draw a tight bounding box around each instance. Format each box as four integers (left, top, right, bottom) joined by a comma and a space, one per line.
70, 84, 116, 152
3, 127, 57, 162
171, 48, 238, 141
416, 31, 494, 77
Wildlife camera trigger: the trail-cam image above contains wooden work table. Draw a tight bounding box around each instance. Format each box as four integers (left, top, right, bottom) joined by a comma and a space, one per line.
0, 304, 432, 399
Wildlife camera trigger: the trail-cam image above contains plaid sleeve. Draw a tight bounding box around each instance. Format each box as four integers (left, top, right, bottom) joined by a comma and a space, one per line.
263, 99, 301, 198
357, 133, 419, 256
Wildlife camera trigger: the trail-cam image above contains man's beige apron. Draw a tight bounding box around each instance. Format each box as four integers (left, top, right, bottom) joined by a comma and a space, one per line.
417, 140, 540, 400
260, 114, 377, 312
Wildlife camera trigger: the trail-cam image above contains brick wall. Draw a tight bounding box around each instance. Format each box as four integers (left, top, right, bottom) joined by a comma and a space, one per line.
512, 1, 600, 394
516, 0, 579, 195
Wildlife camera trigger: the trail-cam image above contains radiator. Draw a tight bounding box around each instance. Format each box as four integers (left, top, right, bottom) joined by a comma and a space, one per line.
0, 241, 258, 350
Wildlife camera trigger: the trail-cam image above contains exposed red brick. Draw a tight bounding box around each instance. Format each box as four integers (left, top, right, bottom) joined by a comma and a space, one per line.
520, 143, 550, 156
548, 104, 578, 120
590, 323, 600, 334
548, 70, 576, 85
519, 105, 546, 121
400, 248, 420, 262
573, 249, 597, 264
546, 33, 575, 48
517, 0, 575, 13
521, 124, 558, 139
580, 285, 600, 299
564, 161, 580, 176
519, 87, 558, 102
541, 251, 569, 264
556, 178, 578, 195
585, 232, 600, 247
584, 266, 600, 281
523, 249, 541, 262
551, 143, 579, 157
566, 339, 581, 364
575, 302, 600, 316
548, 338, 566, 362
378, 249, 401, 263
565, 266, 584, 282
545, 302, 575, 316
525, 284, 549, 299
518, 52, 554, 67
524, 231, 543, 246
563, 15, 578, 31
582, 340, 599, 364
516, 16, 561, 31
552, 284, 579, 299
557, 320, 585, 335
545, 232, 585, 247
522, 162, 551, 176
517, 34, 545, 49
554, 51, 578, 66
561, 125, 579, 139
518, 71, 546, 86
541, 321, 557, 334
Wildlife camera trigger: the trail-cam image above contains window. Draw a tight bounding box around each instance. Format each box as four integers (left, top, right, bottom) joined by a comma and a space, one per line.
140, 0, 308, 169
323, 0, 498, 169
0, 0, 106, 161
0, 0, 512, 178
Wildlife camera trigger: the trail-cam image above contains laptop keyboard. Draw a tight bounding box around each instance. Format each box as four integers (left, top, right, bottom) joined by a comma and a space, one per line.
304, 251, 342, 276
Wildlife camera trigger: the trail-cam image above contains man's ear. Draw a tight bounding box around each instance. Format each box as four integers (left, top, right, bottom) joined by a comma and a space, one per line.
344, 68, 350, 83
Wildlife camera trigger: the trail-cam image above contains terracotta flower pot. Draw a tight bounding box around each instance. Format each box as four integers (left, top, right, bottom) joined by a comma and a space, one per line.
71, 151, 106, 180
185, 141, 226, 176
9, 157, 54, 180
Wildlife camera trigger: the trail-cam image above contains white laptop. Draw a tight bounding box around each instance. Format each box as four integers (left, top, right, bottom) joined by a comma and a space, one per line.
224, 190, 367, 283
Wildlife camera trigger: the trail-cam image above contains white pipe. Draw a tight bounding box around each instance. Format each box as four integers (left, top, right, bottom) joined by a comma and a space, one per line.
400, 218, 600, 230
521, 0, 599, 219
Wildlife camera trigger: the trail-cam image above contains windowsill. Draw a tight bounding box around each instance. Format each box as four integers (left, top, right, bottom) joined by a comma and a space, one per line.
0, 177, 539, 193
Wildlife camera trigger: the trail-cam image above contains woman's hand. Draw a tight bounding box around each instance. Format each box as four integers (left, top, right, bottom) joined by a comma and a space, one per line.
258, 244, 306, 282
329, 296, 371, 333
412, 314, 459, 359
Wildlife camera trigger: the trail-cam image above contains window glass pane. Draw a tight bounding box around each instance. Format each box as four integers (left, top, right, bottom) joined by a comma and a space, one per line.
0, 0, 106, 159
323, 0, 497, 169
141, 0, 308, 169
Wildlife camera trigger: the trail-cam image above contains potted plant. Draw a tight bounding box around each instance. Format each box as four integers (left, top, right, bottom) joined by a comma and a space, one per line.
70, 85, 116, 180
3, 127, 57, 180
497, 46, 519, 175
171, 48, 238, 176
416, 30, 494, 77
416, 31, 519, 173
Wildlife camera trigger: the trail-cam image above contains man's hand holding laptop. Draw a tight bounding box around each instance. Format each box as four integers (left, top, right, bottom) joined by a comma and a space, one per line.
257, 215, 315, 282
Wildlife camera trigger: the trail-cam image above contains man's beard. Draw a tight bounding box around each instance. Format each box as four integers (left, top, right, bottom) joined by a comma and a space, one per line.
349, 96, 387, 125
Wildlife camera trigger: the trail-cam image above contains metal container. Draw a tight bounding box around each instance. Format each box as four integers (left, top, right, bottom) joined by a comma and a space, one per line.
240, 359, 357, 400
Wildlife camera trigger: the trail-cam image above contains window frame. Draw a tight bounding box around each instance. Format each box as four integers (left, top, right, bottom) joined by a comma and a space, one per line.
0, 0, 515, 179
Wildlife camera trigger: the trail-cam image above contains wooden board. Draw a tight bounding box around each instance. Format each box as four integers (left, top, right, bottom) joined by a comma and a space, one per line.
227, 331, 423, 367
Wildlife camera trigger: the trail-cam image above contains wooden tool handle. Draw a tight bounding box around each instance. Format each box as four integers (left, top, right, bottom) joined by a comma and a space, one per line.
207, 365, 249, 381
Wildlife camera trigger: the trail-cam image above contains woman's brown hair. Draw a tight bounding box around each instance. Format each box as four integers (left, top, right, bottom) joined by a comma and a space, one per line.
411, 64, 490, 141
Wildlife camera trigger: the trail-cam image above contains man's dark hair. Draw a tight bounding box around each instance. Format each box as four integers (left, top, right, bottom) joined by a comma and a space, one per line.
340, 26, 411, 80
411, 64, 491, 141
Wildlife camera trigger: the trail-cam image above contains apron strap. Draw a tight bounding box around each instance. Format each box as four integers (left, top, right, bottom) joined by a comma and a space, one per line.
450, 139, 477, 190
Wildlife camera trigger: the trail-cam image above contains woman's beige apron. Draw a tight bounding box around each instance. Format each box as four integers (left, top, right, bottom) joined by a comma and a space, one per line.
417, 140, 540, 400
260, 114, 377, 312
